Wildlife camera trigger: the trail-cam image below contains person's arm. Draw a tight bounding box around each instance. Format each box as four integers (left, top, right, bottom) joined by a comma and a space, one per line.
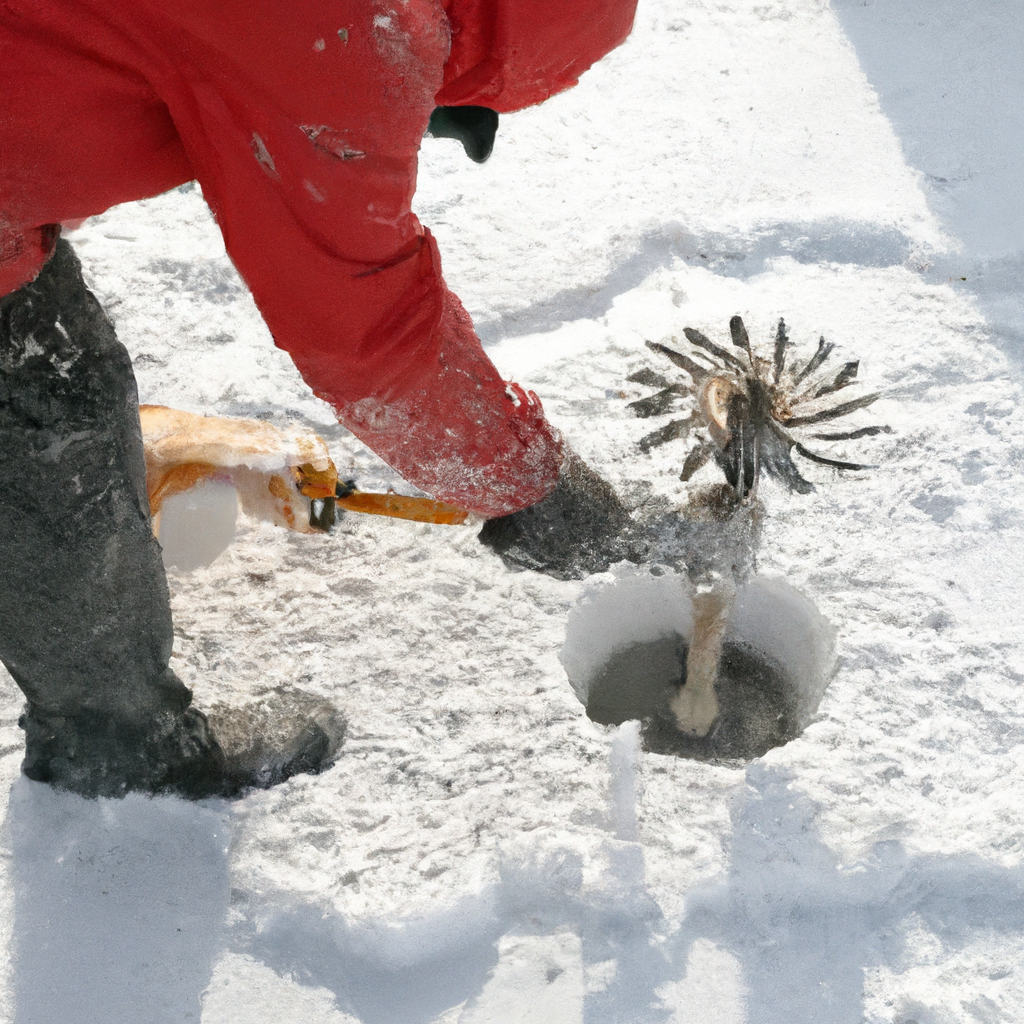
437, 0, 637, 112
132, 0, 565, 519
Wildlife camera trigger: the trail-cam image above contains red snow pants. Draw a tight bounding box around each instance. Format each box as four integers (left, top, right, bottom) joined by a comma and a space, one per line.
0, 0, 635, 517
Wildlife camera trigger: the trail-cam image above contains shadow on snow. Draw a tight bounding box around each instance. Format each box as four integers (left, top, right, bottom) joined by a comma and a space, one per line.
5, 760, 1022, 1023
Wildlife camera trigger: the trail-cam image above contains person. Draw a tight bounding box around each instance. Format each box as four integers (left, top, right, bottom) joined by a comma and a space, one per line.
0, 0, 638, 798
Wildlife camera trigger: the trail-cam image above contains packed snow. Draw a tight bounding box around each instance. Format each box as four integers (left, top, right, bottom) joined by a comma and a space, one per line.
2, 1, 1023, 1021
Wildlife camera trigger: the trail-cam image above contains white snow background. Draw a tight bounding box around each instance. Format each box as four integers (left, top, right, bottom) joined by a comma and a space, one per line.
1, 1, 1023, 1021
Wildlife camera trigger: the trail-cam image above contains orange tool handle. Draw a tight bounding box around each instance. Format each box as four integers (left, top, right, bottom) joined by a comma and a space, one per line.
335, 491, 470, 525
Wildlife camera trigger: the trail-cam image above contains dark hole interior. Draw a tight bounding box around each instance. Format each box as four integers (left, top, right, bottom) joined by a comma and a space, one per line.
585, 634, 801, 762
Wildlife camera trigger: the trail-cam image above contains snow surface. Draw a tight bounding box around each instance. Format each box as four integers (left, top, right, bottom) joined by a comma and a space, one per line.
2, 1, 1024, 1021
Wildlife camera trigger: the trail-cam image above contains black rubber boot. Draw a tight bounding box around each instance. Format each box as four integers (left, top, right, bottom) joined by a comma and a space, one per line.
207, 694, 348, 793
0, 237, 342, 798
18, 706, 229, 799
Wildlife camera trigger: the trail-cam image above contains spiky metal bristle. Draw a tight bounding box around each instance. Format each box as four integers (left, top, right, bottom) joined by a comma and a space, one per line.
629, 316, 890, 498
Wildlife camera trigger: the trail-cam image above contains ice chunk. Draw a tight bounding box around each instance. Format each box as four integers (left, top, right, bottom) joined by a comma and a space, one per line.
609, 721, 641, 841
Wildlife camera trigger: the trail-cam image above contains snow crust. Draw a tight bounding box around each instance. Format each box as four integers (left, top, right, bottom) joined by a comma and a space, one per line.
1, 1, 1024, 1021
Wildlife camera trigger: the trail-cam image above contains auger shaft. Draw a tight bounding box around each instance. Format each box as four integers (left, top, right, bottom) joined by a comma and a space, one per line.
671, 579, 736, 737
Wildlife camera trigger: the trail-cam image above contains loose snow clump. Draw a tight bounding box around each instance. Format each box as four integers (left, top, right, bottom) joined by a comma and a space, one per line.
158, 478, 238, 570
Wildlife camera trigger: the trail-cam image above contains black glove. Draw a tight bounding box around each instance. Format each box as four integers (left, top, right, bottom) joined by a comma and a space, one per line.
426, 106, 499, 163
478, 453, 634, 580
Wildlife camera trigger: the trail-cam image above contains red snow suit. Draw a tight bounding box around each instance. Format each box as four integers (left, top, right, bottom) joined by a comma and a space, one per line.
0, 0, 636, 518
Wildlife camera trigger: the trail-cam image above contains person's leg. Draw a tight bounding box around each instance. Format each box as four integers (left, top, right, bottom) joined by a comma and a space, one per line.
0, 239, 346, 798
0, 237, 233, 797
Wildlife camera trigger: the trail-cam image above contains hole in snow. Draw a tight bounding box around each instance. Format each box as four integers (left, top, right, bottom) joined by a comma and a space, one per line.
560, 571, 836, 762
591, 636, 797, 760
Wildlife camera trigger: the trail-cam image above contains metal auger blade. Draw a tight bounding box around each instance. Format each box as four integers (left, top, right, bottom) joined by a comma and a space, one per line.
759, 424, 815, 494
792, 336, 834, 385
786, 391, 881, 426
794, 443, 872, 471
813, 360, 860, 398
715, 392, 757, 498
729, 315, 753, 359
773, 318, 790, 383
810, 425, 892, 441
646, 340, 715, 383
628, 385, 690, 419
626, 367, 672, 389
682, 327, 748, 372
639, 417, 692, 452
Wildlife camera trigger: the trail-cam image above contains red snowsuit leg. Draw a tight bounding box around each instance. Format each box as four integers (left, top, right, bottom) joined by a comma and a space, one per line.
0, 0, 635, 517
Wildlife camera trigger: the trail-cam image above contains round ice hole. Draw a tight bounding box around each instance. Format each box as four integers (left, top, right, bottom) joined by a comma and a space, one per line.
560, 572, 836, 762
158, 477, 238, 571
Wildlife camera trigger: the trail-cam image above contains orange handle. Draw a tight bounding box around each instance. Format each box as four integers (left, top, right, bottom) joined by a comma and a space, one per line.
335, 491, 470, 525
